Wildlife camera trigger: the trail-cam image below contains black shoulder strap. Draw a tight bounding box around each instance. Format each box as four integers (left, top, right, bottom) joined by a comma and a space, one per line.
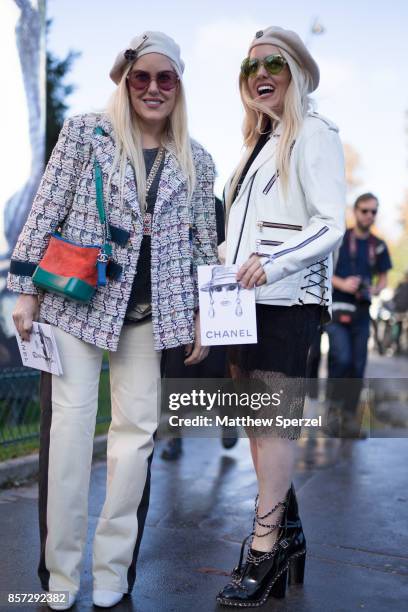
232, 173, 257, 264
368, 233, 382, 269
232, 130, 270, 202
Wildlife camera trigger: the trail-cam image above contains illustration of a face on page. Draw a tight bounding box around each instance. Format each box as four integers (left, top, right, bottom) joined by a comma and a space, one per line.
198, 265, 257, 346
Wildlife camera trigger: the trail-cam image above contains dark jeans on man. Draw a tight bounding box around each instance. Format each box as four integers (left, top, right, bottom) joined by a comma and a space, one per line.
326, 304, 371, 416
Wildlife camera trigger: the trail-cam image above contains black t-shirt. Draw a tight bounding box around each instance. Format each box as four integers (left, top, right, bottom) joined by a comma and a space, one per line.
126, 148, 164, 316
215, 196, 225, 246
332, 229, 392, 305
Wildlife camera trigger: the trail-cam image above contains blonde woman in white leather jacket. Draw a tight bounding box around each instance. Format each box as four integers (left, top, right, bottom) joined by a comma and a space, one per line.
216, 27, 346, 608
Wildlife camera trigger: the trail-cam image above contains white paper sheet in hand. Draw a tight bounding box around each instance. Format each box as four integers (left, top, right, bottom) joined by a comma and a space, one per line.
14, 321, 63, 375
198, 265, 257, 346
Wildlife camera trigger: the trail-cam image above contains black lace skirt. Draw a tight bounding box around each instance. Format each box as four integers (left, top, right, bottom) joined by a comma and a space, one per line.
228, 304, 323, 439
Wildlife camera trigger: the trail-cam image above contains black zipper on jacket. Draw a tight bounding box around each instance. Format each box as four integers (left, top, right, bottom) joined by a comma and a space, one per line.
263, 171, 279, 194
232, 174, 257, 264
272, 226, 330, 259
257, 221, 303, 231
262, 140, 296, 194
256, 239, 283, 249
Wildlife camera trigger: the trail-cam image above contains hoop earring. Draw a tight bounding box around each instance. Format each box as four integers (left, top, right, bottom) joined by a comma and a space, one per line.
235, 289, 243, 317
208, 291, 215, 318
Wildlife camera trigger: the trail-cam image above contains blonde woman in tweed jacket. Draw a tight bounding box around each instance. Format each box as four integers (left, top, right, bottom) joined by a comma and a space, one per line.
8, 32, 217, 610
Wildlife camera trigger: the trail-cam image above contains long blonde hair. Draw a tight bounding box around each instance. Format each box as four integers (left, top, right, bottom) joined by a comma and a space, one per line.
106, 61, 196, 210
226, 49, 314, 212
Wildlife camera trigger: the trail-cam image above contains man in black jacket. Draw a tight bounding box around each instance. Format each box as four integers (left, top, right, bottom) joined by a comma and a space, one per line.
326, 193, 392, 437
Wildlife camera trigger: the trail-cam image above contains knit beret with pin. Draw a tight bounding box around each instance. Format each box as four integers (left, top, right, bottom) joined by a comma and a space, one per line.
249, 26, 320, 92
110, 31, 184, 84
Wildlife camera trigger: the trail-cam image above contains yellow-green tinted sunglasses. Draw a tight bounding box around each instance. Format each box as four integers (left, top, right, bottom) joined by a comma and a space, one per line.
241, 54, 288, 78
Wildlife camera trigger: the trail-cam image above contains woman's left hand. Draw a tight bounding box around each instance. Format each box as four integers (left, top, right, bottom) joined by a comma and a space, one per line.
237, 254, 267, 289
184, 312, 209, 365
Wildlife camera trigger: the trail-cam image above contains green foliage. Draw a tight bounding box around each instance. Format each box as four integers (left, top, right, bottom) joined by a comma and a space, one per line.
0, 370, 111, 462
387, 194, 408, 289
45, 19, 80, 163
389, 237, 408, 289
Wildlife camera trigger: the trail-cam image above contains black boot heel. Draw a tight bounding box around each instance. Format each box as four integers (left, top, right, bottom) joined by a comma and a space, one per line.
270, 568, 288, 599
288, 552, 306, 585
217, 484, 308, 606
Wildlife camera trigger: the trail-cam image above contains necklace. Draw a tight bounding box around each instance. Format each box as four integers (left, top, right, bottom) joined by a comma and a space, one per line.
146, 147, 165, 195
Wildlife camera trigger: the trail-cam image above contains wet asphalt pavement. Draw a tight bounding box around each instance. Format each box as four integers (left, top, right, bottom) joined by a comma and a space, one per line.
0, 353, 407, 612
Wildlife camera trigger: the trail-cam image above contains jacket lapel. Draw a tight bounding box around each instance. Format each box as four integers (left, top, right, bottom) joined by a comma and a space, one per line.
229, 123, 282, 206
154, 141, 187, 219
91, 114, 142, 221
92, 116, 187, 222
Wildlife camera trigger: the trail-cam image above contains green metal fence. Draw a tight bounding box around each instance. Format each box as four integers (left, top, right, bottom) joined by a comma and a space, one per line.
0, 365, 111, 461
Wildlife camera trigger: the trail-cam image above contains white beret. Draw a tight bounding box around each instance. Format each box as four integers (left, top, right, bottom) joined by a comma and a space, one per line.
110, 31, 184, 85
249, 26, 320, 92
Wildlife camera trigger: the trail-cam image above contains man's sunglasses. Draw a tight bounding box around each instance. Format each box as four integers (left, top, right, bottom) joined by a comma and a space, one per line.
127, 70, 179, 91
241, 54, 288, 78
358, 208, 378, 215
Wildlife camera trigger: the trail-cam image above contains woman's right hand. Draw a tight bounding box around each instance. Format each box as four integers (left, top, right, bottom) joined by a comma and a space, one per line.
13, 294, 39, 341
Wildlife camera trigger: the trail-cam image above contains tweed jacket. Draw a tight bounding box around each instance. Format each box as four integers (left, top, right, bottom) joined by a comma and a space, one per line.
7, 113, 218, 351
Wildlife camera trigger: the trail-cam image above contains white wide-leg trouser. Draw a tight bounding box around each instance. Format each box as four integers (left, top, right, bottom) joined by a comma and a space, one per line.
38, 321, 161, 595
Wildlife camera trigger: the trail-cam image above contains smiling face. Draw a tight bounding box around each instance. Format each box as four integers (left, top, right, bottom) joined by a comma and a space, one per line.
246, 44, 291, 116
127, 52, 179, 130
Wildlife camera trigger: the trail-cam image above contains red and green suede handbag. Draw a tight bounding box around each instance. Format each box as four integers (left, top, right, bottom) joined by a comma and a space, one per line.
32, 138, 112, 303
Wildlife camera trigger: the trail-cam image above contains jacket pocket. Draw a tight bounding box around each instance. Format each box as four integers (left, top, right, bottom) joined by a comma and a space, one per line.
256, 239, 283, 255
257, 221, 303, 231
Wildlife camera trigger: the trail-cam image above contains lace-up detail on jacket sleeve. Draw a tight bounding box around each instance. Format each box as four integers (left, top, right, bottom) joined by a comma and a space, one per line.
298, 258, 329, 305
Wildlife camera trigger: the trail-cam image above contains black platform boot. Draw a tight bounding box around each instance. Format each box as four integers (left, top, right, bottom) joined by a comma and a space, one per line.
286, 483, 307, 586
217, 484, 306, 607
